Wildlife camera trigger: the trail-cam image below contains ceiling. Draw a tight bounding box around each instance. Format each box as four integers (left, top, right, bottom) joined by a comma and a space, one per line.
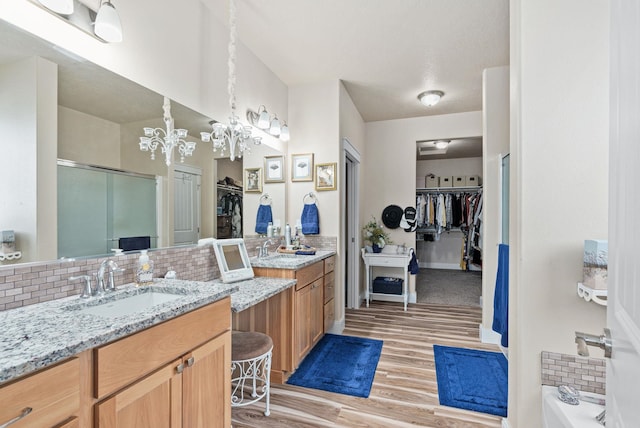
213, 0, 510, 122
1, 0, 509, 159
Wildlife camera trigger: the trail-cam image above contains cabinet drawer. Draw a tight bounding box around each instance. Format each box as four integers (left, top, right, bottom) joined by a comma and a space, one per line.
295, 261, 324, 291
324, 256, 335, 274
0, 358, 79, 428
94, 297, 230, 399
324, 270, 335, 304
323, 300, 334, 333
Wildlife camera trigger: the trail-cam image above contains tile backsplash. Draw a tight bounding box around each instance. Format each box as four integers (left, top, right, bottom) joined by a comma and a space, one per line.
0, 235, 337, 311
541, 351, 606, 395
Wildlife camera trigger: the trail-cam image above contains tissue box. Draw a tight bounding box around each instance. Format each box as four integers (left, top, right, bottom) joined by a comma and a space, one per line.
1, 230, 15, 253
583, 239, 608, 290
372, 276, 403, 295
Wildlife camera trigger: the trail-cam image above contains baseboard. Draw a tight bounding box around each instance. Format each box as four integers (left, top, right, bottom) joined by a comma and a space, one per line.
420, 262, 462, 270
479, 324, 502, 345
502, 417, 510, 428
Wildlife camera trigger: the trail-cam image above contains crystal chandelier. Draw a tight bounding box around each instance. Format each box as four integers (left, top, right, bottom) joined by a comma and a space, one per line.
139, 97, 196, 166
201, 0, 261, 162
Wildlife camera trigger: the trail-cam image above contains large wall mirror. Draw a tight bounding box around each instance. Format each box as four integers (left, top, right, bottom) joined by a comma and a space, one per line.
0, 18, 286, 266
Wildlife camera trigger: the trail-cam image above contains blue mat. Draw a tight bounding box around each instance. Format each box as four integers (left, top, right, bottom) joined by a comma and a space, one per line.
286, 334, 383, 398
433, 345, 508, 417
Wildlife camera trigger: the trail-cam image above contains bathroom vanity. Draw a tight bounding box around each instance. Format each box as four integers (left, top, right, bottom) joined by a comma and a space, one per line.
0, 280, 236, 427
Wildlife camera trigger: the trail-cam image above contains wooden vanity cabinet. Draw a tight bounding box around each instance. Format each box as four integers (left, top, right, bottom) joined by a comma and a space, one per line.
323, 256, 336, 332
253, 257, 332, 373
0, 357, 80, 428
94, 297, 231, 428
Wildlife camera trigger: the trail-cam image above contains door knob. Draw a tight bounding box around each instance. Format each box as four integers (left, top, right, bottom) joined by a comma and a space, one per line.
575, 328, 612, 358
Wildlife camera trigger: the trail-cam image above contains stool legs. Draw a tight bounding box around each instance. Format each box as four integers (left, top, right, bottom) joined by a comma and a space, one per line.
231, 347, 272, 416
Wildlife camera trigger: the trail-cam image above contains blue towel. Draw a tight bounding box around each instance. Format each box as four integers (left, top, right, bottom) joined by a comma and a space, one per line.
301, 203, 319, 235
255, 204, 273, 235
408, 248, 419, 275
492, 244, 509, 347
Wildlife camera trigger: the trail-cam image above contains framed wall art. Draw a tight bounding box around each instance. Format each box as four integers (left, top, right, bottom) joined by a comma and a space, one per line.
264, 155, 285, 183
291, 153, 314, 182
315, 162, 337, 191
244, 167, 262, 193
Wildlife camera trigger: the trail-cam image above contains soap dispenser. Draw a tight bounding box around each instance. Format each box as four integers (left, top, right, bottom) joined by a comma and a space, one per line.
136, 250, 154, 286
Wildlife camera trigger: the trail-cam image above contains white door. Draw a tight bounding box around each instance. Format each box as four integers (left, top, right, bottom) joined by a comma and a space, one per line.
173, 166, 201, 245
607, 1, 640, 425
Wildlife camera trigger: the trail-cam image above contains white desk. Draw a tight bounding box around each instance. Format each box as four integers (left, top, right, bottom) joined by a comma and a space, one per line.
361, 248, 411, 311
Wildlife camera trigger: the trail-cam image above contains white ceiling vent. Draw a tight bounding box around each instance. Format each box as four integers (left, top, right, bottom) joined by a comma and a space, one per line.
417, 140, 448, 156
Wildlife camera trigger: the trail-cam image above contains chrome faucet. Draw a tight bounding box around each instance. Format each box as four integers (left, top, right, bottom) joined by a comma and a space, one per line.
259, 239, 273, 258
575, 329, 612, 358
96, 259, 123, 294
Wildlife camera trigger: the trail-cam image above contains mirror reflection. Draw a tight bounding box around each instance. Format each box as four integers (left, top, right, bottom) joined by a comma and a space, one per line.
0, 19, 286, 266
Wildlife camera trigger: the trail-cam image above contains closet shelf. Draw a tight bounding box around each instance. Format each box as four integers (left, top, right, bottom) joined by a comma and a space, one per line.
416, 186, 482, 193
577, 282, 607, 306
217, 184, 243, 193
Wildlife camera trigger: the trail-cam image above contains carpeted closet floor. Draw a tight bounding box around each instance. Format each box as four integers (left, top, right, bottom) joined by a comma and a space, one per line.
416, 268, 482, 306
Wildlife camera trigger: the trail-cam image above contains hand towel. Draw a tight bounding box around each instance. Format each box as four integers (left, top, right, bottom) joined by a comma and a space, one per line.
408, 248, 419, 275
301, 203, 319, 235
255, 204, 273, 235
492, 244, 509, 347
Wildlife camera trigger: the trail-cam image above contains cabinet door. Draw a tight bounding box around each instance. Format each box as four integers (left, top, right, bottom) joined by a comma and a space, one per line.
95, 359, 182, 428
182, 332, 231, 428
309, 278, 324, 347
294, 283, 312, 363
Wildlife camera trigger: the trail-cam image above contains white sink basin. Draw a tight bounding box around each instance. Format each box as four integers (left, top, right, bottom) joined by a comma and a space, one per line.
66, 287, 186, 318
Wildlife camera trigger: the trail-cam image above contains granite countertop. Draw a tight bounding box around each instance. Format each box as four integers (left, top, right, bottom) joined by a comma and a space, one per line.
0, 279, 236, 385
224, 276, 297, 313
249, 250, 335, 269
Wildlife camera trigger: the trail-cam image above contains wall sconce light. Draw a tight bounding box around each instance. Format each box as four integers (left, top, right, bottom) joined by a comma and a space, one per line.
418, 90, 444, 107
94, 0, 123, 43
247, 106, 290, 142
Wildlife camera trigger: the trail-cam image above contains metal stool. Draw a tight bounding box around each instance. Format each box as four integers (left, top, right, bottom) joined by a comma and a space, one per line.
231, 331, 273, 416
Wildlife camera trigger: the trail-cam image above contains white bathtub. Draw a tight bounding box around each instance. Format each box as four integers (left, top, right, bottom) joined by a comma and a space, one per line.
542, 385, 605, 428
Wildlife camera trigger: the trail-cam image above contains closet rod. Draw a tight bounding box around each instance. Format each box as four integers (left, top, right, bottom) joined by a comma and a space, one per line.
416, 186, 482, 193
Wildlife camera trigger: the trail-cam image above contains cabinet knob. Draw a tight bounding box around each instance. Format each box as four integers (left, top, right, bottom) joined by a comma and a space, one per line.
176, 363, 185, 374
0, 407, 32, 428
186, 356, 195, 367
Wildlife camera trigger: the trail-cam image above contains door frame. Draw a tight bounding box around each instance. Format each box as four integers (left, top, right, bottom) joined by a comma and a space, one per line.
341, 138, 361, 310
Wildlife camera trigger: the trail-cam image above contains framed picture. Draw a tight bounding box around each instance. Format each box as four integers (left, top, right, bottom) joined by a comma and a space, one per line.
264, 155, 285, 183
291, 153, 314, 182
244, 167, 262, 193
315, 162, 337, 191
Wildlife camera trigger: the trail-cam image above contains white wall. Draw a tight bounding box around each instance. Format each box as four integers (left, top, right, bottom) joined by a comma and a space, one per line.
509, 1, 609, 427
1, 57, 57, 262
482, 66, 510, 331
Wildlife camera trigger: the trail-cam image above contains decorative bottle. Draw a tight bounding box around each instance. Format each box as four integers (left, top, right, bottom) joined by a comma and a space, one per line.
267, 222, 274, 238
136, 250, 154, 286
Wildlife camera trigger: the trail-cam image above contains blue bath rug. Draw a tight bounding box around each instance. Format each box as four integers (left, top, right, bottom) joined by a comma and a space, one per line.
433, 345, 508, 417
286, 334, 383, 398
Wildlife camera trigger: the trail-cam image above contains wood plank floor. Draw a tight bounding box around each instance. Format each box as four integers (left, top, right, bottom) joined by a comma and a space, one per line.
231, 301, 503, 427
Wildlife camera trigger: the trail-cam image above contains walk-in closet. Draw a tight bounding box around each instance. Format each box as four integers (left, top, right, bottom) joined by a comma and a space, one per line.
414, 138, 483, 306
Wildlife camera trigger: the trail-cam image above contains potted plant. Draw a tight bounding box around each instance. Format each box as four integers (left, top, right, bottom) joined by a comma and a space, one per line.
362, 217, 391, 253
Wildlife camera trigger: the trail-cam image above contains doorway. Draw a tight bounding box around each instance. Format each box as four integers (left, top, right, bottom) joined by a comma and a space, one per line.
173, 165, 201, 245
342, 138, 361, 310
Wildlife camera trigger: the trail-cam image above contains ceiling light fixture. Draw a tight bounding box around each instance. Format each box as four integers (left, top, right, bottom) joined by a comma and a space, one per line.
139, 97, 196, 167
201, 0, 261, 161
246, 106, 290, 142
94, 0, 123, 43
434, 140, 450, 149
418, 90, 444, 107
38, 0, 74, 15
